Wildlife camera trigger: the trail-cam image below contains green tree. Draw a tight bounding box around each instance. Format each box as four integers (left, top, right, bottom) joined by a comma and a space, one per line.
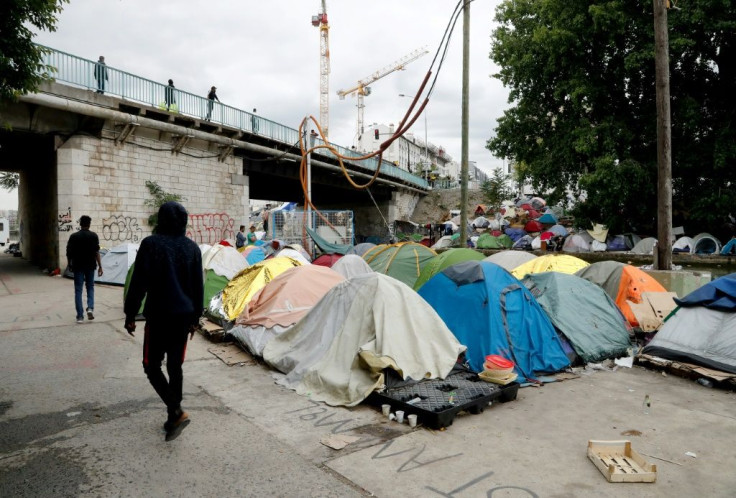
144, 180, 184, 228
480, 168, 513, 210
0, 1, 68, 103
487, 0, 736, 237
0, 172, 20, 191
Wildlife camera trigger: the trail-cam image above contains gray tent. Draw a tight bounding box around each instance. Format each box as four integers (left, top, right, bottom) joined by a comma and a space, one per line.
483, 250, 537, 272
630, 237, 657, 255
691, 233, 722, 254
96, 243, 139, 285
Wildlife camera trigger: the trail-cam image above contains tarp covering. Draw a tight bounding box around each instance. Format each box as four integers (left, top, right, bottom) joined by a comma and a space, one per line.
511, 254, 589, 280
418, 261, 570, 379
362, 242, 436, 288
721, 238, 736, 255
228, 265, 345, 356
413, 248, 485, 290
263, 272, 466, 406
674, 273, 736, 311
202, 244, 249, 280
483, 250, 537, 271
96, 243, 139, 285
331, 254, 374, 279
523, 272, 632, 363
222, 257, 302, 321
305, 226, 352, 255
575, 261, 668, 328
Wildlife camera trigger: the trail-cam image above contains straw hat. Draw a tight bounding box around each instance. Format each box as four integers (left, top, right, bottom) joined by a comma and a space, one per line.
586, 223, 609, 243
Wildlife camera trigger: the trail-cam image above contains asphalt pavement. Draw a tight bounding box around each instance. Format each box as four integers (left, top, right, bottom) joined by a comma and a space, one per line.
1, 252, 735, 497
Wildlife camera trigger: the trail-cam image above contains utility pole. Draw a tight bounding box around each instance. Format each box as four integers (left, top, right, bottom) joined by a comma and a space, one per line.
653, 0, 672, 270
459, 0, 470, 246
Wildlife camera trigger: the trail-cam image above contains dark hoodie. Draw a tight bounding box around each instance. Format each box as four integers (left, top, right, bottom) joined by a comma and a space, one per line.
124, 202, 203, 326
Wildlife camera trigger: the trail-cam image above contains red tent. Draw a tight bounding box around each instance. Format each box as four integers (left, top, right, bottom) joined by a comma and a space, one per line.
312, 253, 343, 268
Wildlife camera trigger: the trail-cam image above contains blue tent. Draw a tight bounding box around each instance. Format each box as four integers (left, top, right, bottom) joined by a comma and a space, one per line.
418, 260, 570, 380
721, 238, 736, 256
674, 272, 736, 311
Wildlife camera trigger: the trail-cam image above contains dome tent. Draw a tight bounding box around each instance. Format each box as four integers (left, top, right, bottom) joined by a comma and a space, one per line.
511, 254, 589, 280
362, 242, 436, 288
413, 248, 485, 291
483, 250, 537, 272
691, 233, 721, 254
331, 254, 373, 279
418, 260, 570, 380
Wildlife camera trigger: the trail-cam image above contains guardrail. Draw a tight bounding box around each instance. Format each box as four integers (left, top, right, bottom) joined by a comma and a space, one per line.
37, 45, 428, 189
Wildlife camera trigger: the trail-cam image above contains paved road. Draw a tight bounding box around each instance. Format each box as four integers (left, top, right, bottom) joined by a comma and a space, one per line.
2, 252, 735, 497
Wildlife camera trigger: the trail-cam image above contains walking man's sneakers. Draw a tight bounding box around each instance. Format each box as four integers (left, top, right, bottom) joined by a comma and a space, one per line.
87, 308, 94, 320
76, 317, 84, 324
164, 411, 190, 442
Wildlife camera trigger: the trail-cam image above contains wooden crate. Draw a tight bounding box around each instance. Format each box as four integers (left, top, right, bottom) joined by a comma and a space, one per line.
587, 440, 657, 483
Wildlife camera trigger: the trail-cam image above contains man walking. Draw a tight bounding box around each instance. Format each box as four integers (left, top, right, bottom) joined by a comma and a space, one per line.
124, 202, 204, 441
66, 215, 103, 324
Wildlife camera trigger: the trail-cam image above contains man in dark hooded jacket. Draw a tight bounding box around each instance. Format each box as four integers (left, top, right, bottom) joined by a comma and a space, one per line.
124, 201, 204, 441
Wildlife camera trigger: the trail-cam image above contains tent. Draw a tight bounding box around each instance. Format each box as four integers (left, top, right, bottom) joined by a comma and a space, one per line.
274, 248, 311, 266
631, 237, 657, 255
691, 233, 722, 254
475, 233, 513, 250
548, 225, 569, 237
575, 261, 669, 329
524, 220, 543, 233
96, 243, 139, 285
608, 233, 642, 251
721, 238, 736, 255
228, 265, 345, 356
242, 245, 267, 265
472, 216, 491, 228
674, 236, 695, 253
331, 254, 374, 279
312, 253, 343, 267
202, 244, 249, 280
538, 213, 558, 224
522, 272, 632, 363
483, 250, 537, 271
642, 274, 736, 374
417, 261, 569, 379
413, 248, 485, 290
203, 270, 230, 309
221, 257, 303, 321
432, 235, 457, 250
504, 227, 527, 242
263, 272, 466, 406
562, 234, 591, 253
362, 242, 436, 288
511, 254, 589, 280
346, 242, 375, 257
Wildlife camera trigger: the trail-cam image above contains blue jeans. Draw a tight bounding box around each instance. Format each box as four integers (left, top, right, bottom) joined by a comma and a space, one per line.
74, 269, 95, 319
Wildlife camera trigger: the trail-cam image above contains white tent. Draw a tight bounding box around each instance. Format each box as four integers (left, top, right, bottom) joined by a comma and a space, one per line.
562, 234, 591, 253
483, 250, 537, 271
673, 236, 694, 252
202, 244, 249, 279
263, 273, 466, 407
331, 254, 373, 279
691, 233, 722, 254
630, 237, 657, 255
96, 243, 138, 285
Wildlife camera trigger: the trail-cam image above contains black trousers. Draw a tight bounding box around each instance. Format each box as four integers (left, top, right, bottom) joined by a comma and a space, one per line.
142, 320, 189, 417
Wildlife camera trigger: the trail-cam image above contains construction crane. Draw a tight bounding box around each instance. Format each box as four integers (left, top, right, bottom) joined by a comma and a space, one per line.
337, 47, 428, 147
311, 1, 330, 139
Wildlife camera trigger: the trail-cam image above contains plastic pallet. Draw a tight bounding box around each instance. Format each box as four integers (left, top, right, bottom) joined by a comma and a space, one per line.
366, 371, 519, 429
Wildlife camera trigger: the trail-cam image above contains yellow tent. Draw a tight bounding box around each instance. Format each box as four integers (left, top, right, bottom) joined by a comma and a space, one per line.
511, 254, 589, 280
222, 257, 302, 320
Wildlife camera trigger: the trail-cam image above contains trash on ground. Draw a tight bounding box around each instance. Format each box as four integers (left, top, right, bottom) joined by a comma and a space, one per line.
587, 440, 657, 483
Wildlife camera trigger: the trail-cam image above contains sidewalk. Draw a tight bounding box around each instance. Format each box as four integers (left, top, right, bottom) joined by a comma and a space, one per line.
2, 252, 735, 497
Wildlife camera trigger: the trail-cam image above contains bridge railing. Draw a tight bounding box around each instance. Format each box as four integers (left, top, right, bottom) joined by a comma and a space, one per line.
37, 45, 428, 189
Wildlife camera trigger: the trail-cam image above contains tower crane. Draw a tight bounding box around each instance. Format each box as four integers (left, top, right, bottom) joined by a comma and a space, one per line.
311, 1, 330, 139
337, 47, 428, 147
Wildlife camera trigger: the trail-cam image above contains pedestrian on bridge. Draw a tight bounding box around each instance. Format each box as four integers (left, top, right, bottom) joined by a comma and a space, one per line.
206, 86, 219, 121
94, 56, 108, 94
165, 79, 176, 111
66, 215, 103, 323
124, 201, 204, 442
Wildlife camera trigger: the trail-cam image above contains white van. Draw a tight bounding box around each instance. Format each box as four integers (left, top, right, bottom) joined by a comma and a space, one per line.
0, 217, 9, 246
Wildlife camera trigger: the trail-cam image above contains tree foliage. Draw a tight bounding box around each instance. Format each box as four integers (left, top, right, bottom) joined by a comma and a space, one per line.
144, 180, 184, 227
0, 0, 68, 103
480, 168, 513, 210
0, 172, 20, 191
488, 0, 736, 238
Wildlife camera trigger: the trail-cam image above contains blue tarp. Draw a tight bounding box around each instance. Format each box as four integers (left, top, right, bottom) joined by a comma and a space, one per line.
418, 260, 570, 380
674, 273, 736, 311
721, 238, 736, 255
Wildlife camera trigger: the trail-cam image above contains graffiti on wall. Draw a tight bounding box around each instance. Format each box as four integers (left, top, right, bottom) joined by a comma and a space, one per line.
58, 207, 74, 232
102, 214, 143, 243
187, 212, 235, 245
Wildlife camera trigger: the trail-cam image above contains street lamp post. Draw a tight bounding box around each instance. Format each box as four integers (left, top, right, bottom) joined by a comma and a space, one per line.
398, 94, 428, 175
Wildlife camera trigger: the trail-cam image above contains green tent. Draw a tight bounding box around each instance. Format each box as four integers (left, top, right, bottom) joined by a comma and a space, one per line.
413, 248, 485, 290
204, 269, 230, 308
522, 272, 632, 364
476, 233, 513, 249
362, 242, 436, 288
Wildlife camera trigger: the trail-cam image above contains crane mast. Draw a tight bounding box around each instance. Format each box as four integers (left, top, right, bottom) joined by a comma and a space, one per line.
337, 47, 428, 146
311, 1, 330, 138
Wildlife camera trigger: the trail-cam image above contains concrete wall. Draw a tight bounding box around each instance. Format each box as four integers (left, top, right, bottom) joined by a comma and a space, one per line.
55, 127, 246, 269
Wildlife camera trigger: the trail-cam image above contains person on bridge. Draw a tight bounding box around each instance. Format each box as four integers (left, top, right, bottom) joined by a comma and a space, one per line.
165, 79, 176, 111
205, 86, 219, 121
124, 201, 204, 442
66, 215, 103, 324
251, 108, 258, 134
94, 56, 108, 94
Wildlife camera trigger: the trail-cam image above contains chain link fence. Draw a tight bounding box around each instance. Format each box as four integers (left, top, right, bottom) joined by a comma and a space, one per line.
268, 210, 354, 256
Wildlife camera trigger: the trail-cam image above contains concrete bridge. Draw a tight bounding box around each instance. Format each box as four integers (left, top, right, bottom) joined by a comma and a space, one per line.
0, 46, 428, 269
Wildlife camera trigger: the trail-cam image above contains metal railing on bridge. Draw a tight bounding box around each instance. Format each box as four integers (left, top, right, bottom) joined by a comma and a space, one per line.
37, 45, 428, 189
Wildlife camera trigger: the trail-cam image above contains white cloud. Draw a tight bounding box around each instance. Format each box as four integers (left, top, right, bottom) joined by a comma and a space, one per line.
32, 0, 509, 176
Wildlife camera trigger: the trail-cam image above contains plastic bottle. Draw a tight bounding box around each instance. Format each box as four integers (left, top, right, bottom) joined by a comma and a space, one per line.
642, 394, 651, 414
696, 378, 714, 388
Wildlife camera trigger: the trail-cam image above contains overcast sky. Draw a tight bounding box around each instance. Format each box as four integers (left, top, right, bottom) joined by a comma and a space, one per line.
1, 0, 510, 210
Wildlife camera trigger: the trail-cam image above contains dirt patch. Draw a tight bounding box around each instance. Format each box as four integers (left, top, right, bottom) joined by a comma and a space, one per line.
411, 188, 486, 224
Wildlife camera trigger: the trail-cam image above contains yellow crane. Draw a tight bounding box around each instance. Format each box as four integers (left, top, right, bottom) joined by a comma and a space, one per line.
337, 47, 428, 148
311, 1, 330, 138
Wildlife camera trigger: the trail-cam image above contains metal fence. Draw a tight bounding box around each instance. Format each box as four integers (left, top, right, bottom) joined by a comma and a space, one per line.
37, 45, 428, 189
268, 209, 354, 256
